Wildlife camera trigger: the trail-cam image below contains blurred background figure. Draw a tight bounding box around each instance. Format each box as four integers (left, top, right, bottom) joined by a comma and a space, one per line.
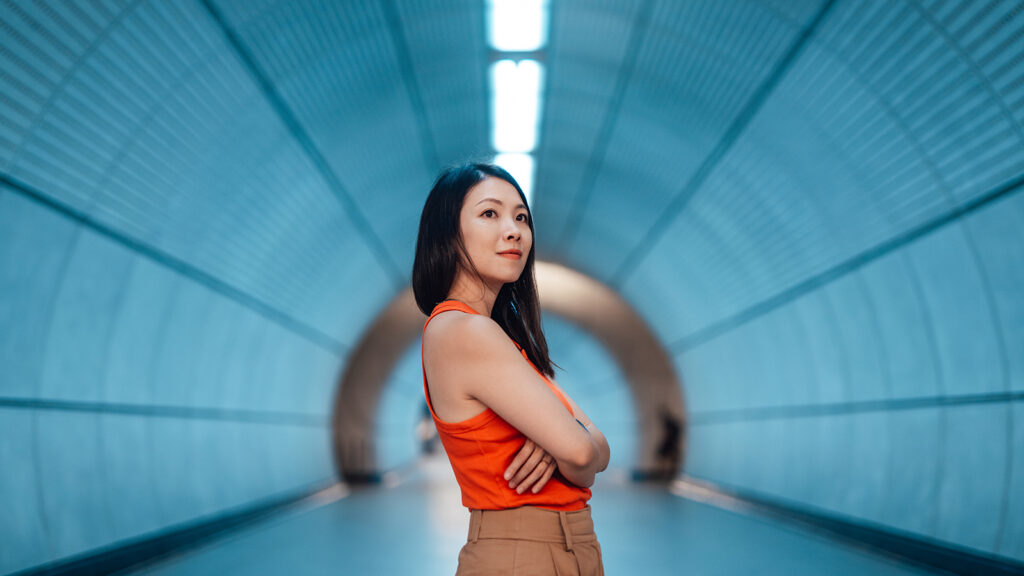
654, 408, 682, 482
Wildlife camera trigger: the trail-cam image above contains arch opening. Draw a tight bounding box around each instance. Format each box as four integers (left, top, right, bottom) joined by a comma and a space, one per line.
331, 261, 688, 483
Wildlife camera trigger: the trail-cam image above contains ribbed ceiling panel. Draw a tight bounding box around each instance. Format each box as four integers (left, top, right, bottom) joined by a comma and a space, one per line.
395, 0, 489, 165
212, 0, 486, 274
621, 0, 1024, 346
827, 0, 1024, 205
533, 0, 639, 251
559, 0, 820, 282
927, 0, 1024, 132
755, 0, 826, 25
0, 0, 396, 347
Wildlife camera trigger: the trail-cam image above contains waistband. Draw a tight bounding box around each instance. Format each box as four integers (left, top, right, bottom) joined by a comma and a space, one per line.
467, 506, 596, 551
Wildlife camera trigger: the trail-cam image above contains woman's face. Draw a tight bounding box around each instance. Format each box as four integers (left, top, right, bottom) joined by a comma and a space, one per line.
457, 176, 533, 288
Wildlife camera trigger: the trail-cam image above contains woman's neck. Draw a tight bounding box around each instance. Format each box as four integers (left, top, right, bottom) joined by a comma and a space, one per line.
447, 273, 499, 316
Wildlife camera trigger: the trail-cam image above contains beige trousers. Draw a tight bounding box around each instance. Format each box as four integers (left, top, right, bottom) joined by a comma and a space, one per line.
455, 505, 604, 576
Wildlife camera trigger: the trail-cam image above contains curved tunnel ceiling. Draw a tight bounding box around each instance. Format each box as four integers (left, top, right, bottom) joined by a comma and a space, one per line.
2, 0, 1023, 570
3, 0, 1020, 356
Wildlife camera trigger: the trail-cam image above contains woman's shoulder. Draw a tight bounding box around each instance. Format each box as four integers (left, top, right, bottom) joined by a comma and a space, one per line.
424, 310, 510, 358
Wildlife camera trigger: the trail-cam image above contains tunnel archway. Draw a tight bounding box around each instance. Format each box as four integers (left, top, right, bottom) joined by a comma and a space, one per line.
332, 261, 687, 483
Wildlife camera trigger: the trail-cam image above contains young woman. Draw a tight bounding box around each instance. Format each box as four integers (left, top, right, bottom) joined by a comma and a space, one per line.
413, 162, 610, 575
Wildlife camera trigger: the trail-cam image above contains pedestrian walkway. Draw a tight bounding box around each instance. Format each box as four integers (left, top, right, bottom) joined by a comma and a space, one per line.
130, 454, 940, 575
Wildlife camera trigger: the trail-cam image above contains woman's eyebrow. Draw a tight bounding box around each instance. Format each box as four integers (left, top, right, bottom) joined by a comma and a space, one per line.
476, 197, 527, 210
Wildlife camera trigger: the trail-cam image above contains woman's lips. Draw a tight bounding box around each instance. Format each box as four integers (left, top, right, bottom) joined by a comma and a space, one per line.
499, 252, 522, 260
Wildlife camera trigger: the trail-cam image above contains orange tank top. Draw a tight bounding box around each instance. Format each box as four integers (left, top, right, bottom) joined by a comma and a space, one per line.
421, 300, 591, 511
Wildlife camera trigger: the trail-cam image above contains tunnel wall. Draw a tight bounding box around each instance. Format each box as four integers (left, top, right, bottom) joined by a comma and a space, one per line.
674, 147, 1024, 560
592, 0, 1024, 564
0, 2, 389, 573
0, 186, 339, 574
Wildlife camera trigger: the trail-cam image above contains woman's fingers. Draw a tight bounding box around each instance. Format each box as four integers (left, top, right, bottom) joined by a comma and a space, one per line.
531, 461, 557, 494
519, 457, 557, 494
504, 439, 537, 482
505, 440, 561, 493
516, 458, 554, 494
509, 444, 546, 488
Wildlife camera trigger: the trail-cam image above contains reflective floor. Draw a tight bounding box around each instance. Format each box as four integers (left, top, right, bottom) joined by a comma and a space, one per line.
130, 455, 942, 575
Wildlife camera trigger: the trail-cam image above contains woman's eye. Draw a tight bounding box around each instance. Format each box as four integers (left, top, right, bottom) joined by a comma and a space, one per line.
480, 209, 527, 222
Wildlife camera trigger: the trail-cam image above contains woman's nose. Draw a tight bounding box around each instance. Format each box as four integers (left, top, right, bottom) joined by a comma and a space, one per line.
505, 223, 521, 241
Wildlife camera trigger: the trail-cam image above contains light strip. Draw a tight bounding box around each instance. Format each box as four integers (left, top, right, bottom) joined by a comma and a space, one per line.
493, 153, 535, 206
491, 59, 544, 153
487, 0, 550, 206
487, 0, 549, 51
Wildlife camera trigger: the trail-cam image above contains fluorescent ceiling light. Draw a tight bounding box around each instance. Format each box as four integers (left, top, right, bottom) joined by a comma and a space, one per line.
491, 59, 544, 153
494, 153, 535, 207
488, 0, 549, 51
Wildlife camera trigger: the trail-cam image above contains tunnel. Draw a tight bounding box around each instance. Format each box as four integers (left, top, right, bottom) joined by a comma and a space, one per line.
1, 0, 1022, 574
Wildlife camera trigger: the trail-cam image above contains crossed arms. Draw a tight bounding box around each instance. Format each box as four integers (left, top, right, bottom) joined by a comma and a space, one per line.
425, 312, 610, 490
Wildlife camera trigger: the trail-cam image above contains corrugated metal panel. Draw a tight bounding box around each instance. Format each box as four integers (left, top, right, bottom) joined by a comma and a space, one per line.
623, 0, 1024, 346
563, 0, 818, 280
534, 0, 640, 246
395, 0, 489, 164
1, 0, 395, 345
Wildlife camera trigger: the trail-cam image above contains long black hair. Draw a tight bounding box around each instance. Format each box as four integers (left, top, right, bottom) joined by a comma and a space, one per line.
412, 162, 555, 378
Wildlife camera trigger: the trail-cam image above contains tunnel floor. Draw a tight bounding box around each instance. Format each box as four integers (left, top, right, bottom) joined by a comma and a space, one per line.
127, 454, 941, 576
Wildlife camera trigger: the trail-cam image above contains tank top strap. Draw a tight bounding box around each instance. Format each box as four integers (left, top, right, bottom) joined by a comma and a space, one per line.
427, 300, 532, 352
422, 298, 571, 416
426, 299, 479, 323
423, 300, 485, 426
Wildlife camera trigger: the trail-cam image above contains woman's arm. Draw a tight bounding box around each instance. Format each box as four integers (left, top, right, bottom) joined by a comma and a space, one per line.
429, 314, 601, 487
551, 381, 610, 474
504, 382, 611, 492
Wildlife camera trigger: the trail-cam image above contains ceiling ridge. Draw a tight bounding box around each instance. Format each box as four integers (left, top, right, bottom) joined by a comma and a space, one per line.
689, 389, 1024, 424
199, 0, 407, 290
608, 0, 838, 288
556, 0, 655, 252
669, 169, 1024, 355
0, 171, 346, 355
0, 395, 327, 427
379, 0, 440, 171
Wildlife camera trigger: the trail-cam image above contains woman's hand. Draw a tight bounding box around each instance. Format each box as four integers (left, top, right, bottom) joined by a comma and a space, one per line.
504, 439, 558, 494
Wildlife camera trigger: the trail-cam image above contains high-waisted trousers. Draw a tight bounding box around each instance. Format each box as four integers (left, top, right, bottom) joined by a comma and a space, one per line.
455, 505, 604, 576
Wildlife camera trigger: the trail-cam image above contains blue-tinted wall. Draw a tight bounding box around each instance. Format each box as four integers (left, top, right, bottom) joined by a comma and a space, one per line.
677, 190, 1024, 558
0, 187, 339, 571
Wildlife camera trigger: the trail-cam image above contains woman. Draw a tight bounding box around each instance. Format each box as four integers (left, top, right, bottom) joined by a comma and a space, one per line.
413, 162, 610, 575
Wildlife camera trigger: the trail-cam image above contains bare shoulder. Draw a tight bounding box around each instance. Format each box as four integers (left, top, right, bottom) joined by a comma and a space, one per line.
423, 311, 510, 359
423, 311, 513, 422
